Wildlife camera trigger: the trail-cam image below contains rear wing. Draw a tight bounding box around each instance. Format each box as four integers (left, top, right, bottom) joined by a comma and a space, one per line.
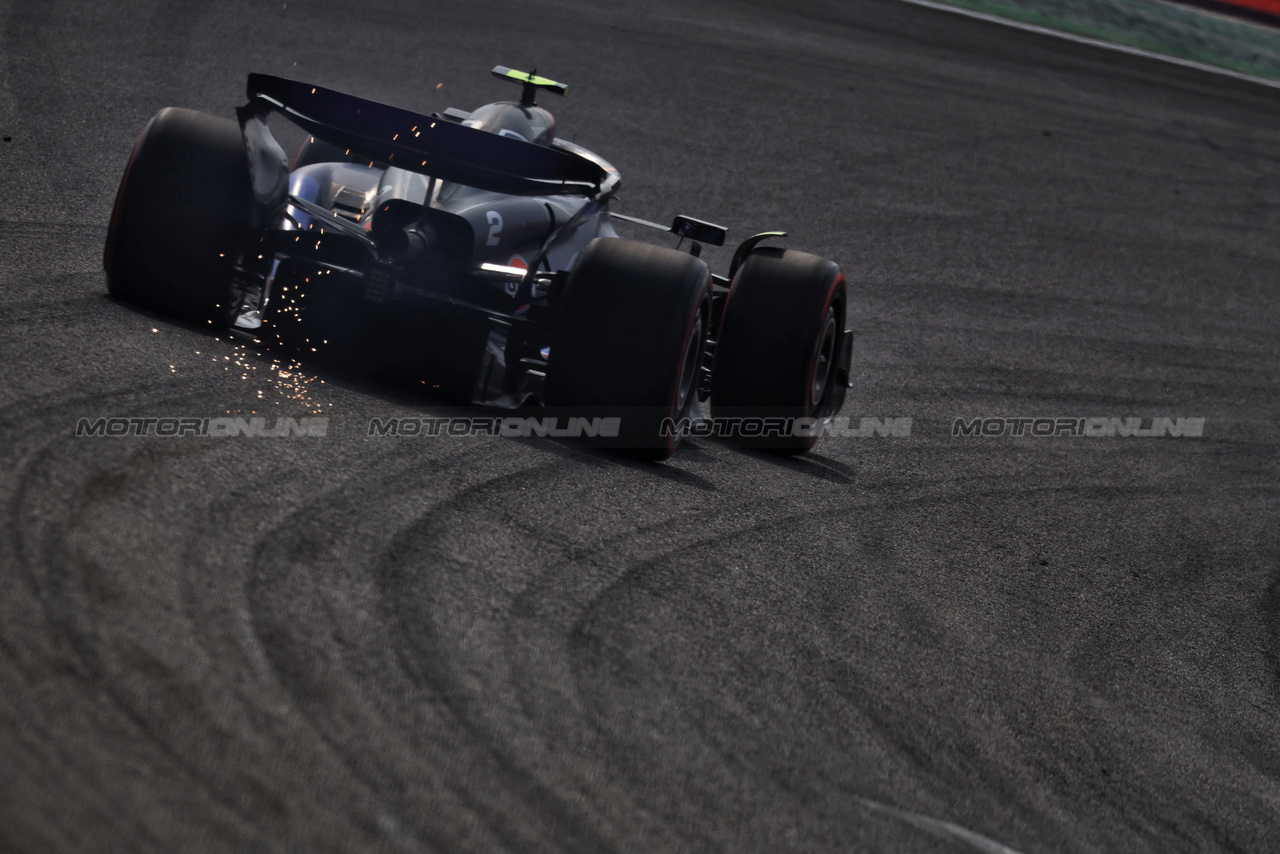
240, 73, 619, 200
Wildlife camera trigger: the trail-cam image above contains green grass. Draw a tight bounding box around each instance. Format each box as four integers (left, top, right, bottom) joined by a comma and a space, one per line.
926, 0, 1280, 82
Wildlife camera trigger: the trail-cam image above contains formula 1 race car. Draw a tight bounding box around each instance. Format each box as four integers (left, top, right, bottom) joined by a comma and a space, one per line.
104, 68, 851, 459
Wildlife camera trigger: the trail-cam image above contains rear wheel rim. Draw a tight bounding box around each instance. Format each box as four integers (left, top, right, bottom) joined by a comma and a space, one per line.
675, 312, 704, 415
810, 306, 838, 408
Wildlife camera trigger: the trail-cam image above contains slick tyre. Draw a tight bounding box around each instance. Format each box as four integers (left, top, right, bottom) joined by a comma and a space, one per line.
104, 108, 253, 324
711, 248, 847, 454
546, 238, 712, 461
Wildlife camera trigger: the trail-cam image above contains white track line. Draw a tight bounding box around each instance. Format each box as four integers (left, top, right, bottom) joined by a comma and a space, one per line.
895, 0, 1280, 91
854, 796, 1028, 854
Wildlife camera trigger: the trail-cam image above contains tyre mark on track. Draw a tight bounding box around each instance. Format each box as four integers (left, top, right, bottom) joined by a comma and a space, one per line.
240, 445, 571, 852
0, 376, 366, 849
558, 488, 1028, 849
562, 478, 1276, 851
3, 439, 253, 848
373, 462, 622, 854
239, 442, 742, 852
365, 462, 1043, 849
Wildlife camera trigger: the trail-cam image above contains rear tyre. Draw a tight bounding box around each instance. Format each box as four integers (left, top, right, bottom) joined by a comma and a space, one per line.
545, 238, 712, 461
711, 248, 847, 454
104, 107, 253, 323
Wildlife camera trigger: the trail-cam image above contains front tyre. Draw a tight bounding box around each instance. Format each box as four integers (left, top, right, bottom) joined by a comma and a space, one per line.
545, 238, 712, 461
711, 248, 848, 454
104, 107, 253, 323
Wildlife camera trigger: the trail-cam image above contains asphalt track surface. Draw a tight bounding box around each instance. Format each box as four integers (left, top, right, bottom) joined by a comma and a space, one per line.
2, 1, 1279, 851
